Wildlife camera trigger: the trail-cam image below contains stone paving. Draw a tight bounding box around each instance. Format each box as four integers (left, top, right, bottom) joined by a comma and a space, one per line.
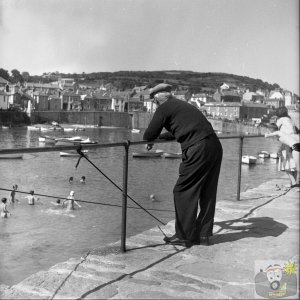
1, 177, 299, 299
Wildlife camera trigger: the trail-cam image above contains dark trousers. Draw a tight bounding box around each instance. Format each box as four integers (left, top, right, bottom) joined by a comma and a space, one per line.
173, 134, 223, 241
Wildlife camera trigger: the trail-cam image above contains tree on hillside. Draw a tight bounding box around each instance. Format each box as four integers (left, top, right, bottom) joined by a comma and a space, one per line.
11, 69, 24, 83
21, 71, 30, 81
0, 68, 10, 81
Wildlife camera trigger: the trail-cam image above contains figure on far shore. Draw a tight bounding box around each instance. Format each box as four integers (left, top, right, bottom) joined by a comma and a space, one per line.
273, 106, 298, 187
1, 198, 10, 218
62, 191, 81, 211
265, 123, 299, 187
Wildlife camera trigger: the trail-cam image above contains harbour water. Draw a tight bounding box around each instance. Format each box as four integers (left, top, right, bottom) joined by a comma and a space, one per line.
0, 126, 282, 286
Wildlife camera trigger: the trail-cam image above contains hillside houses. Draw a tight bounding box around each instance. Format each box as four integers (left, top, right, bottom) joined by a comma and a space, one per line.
0, 76, 298, 122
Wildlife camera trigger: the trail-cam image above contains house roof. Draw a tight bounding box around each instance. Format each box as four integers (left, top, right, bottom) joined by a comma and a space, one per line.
0, 77, 10, 84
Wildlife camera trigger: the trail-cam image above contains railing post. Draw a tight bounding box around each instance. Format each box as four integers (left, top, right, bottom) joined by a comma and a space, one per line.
237, 136, 244, 201
121, 140, 130, 252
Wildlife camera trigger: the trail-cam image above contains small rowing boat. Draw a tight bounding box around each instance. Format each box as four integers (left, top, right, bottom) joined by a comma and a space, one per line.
270, 152, 279, 159
59, 150, 89, 157
131, 129, 140, 133
55, 136, 97, 146
162, 152, 182, 159
132, 150, 163, 158
0, 154, 23, 159
242, 155, 257, 165
258, 151, 270, 158
27, 125, 40, 130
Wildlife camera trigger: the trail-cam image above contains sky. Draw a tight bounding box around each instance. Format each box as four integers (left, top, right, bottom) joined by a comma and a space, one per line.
0, 0, 299, 94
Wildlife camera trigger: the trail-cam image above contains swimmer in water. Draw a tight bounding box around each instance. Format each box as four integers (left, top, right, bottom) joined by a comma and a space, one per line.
80, 176, 86, 183
69, 177, 74, 184
62, 191, 81, 211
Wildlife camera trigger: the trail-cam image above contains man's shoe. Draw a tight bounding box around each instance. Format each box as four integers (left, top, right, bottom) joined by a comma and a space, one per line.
166, 236, 192, 248
163, 234, 177, 243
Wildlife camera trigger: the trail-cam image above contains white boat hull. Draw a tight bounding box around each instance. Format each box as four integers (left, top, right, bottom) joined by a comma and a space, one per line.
162, 152, 182, 159
242, 155, 257, 164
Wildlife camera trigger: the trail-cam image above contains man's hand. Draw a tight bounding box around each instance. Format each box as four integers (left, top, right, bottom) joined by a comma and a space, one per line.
145, 143, 154, 151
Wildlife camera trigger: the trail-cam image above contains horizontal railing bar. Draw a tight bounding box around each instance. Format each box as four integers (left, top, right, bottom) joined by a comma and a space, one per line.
0, 134, 264, 154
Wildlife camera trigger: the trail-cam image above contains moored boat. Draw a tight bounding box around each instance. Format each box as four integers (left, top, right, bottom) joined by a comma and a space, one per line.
55, 136, 97, 146
39, 135, 57, 144
270, 152, 279, 159
162, 152, 182, 159
242, 155, 257, 164
60, 150, 89, 157
258, 151, 270, 158
132, 150, 163, 158
0, 154, 23, 159
27, 125, 40, 131
131, 129, 140, 133
63, 128, 75, 132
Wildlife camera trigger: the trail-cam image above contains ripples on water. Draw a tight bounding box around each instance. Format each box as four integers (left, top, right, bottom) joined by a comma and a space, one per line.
0, 127, 282, 285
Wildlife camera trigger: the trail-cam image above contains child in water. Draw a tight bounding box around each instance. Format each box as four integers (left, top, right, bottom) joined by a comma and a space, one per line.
9, 184, 19, 204
26, 190, 40, 205
62, 191, 81, 211
1, 198, 10, 218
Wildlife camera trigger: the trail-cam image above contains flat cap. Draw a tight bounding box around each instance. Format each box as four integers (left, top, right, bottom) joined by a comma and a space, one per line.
149, 83, 172, 99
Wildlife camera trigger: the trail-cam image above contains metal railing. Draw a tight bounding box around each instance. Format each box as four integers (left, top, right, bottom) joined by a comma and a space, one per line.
0, 134, 263, 252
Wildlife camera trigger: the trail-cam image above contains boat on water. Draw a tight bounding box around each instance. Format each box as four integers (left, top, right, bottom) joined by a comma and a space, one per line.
131, 129, 140, 133
63, 128, 75, 132
270, 152, 279, 159
1, 126, 9, 129
242, 155, 257, 165
132, 150, 164, 158
60, 150, 89, 157
0, 154, 23, 159
39, 135, 57, 144
162, 152, 182, 159
55, 136, 97, 146
27, 125, 40, 131
258, 151, 270, 158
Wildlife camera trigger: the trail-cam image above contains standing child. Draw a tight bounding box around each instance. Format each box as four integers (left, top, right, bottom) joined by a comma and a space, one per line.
26, 190, 39, 205
62, 191, 81, 211
1, 198, 10, 218
9, 184, 18, 204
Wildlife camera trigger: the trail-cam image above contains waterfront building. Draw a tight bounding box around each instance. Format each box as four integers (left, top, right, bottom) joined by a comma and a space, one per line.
264, 98, 285, 109
204, 101, 268, 121
61, 90, 81, 111
0, 91, 9, 110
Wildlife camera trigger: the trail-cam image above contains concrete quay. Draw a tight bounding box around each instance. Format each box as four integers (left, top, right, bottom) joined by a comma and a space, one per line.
1, 177, 299, 299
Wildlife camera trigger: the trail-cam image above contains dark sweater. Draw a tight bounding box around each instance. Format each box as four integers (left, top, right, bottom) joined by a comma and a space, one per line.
143, 97, 215, 150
